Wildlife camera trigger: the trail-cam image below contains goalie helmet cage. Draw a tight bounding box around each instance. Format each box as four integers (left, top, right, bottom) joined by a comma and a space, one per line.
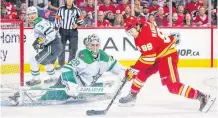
0, 19, 24, 86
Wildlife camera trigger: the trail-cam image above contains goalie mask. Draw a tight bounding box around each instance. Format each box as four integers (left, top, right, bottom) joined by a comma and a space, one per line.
86, 34, 101, 58
26, 6, 38, 24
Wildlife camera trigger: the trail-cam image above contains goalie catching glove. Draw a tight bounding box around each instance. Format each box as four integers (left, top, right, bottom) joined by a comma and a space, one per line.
125, 66, 139, 81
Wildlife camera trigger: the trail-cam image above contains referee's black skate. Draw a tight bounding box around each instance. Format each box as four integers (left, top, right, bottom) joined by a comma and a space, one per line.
198, 92, 216, 112
26, 79, 41, 86
119, 92, 137, 106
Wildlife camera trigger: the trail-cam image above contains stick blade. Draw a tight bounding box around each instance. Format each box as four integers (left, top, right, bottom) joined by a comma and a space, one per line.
86, 110, 106, 116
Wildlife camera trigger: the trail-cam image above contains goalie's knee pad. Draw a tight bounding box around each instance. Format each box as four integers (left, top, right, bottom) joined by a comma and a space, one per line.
166, 82, 183, 94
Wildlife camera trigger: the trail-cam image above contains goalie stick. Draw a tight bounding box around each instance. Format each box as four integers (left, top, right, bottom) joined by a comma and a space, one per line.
86, 78, 127, 116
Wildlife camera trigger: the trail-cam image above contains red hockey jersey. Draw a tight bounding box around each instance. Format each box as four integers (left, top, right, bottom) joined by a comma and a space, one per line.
133, 21, 176, 70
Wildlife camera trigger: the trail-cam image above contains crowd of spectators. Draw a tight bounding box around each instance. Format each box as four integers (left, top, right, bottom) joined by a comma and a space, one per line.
1, 0, 217, 27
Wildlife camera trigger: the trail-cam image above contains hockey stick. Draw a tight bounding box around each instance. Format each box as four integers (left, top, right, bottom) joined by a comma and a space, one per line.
86, 78, 127, 116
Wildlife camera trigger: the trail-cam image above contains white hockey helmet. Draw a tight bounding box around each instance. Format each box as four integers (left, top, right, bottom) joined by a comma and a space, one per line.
26, 6, 38, 23
86, 34, 101, 57
26, 6, 38, 15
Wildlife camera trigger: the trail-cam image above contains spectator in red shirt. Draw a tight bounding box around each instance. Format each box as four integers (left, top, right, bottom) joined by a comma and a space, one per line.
185, 0, 204, 15
193, 6, 209, 27
18, 9, 26, 21
76, 0, 86, 7
4, 1, 17, 19
148, 0, 160, 14
95, 10, 111, 27
155, 7, 169, 26
18, 9, 29, 27
163, 0, 176, 15
99, 0, 117, 14
172, 12, 182, 26
82, 0, 95, 13
183, 13, 195, 27
177, 4, 185, 25
123, 5, 131, 20
116, 0, 130, 14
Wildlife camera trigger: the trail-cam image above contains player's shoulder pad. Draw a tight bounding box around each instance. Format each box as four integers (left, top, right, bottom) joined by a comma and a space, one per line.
99, 49, 111, 62
33, 17, 43, 28
78, 49, 94, 64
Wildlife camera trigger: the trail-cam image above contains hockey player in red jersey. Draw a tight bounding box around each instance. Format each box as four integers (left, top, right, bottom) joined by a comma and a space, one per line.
119, 16, 216, 112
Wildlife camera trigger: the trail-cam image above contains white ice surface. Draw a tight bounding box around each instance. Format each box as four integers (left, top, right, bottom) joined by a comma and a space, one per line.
0, 68, 218, 118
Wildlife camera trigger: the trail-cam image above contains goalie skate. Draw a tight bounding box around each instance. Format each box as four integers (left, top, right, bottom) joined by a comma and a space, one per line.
198, 93, 216, 113
119, 92, 137, 107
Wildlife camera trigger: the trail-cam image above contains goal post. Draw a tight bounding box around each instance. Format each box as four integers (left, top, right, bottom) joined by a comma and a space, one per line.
0, 19, 24, 86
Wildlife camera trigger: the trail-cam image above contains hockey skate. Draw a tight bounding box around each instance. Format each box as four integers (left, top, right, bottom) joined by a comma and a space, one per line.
198, 92, 216, 112
44, 77, 58, 84
26, 79, 41, 86
119, 92, 137, 107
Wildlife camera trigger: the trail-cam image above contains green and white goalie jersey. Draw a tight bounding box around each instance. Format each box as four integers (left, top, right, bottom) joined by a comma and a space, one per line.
61, 49, 125, 87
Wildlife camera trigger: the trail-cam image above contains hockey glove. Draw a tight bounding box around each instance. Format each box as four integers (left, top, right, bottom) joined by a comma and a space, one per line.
125, 67, 139, 81
32, 38, 44, 50
37, 37, 45, 44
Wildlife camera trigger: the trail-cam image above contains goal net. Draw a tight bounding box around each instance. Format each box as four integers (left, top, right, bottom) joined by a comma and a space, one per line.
0, 19, 24, 87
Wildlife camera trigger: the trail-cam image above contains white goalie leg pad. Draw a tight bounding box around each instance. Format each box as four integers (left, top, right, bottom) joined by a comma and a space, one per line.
63, 80, 79, 97
103, 80, 121, 98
